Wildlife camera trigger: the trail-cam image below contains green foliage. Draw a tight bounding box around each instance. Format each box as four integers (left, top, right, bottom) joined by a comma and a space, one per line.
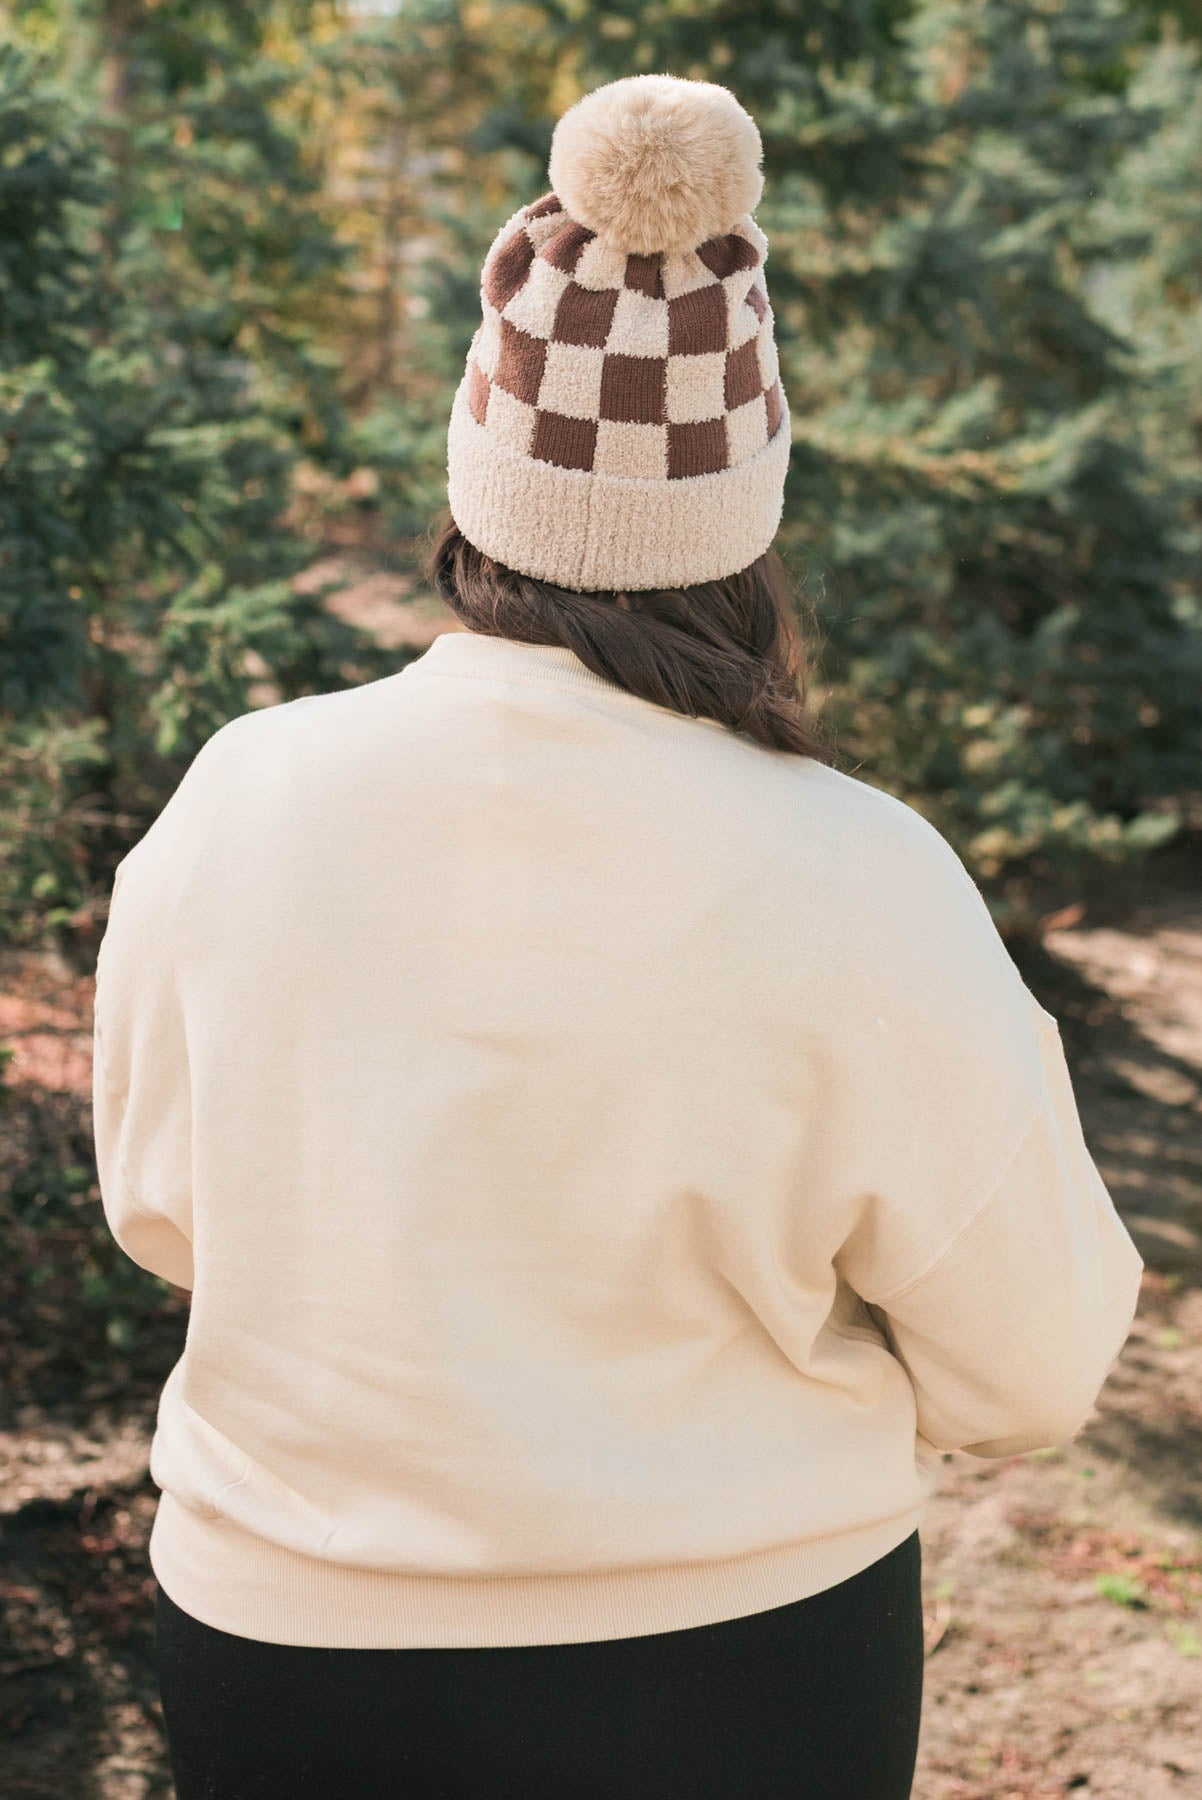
373, 0, 1199, 912
0, 713, 108, 941
1, 0, 1200, 957
0, 19, 390, 946
1165, 1620, 1202, 1657
0, 1072, 184, 1392
1095, 1570, 1150, 1607
536, 0, 1201, 893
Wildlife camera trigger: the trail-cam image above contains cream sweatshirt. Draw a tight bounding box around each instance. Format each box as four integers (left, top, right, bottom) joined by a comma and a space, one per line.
92, 627, 1144, 1649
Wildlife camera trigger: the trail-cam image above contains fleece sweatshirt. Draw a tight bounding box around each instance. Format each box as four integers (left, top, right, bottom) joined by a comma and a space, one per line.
92, 626, 1145, 1650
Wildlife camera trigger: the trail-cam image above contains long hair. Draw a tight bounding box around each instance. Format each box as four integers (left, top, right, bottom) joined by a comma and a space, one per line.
425, 511, 844, 765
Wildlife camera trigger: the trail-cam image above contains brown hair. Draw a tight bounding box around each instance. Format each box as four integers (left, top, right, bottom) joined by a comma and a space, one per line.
425, 511, 845, 764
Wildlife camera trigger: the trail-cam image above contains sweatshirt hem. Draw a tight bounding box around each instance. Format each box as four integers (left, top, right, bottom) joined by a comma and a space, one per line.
148, 1490, 929, 1649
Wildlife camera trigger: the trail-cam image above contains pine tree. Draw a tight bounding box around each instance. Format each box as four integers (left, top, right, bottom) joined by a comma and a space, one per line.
1091, 32, 1202, 590
5, 1, 1198, 945
0, 43, 114, 941
806, 0, 1200, 902
321, 0, 570, 537
0, 13, 391, 946
509, 0, 1201, 916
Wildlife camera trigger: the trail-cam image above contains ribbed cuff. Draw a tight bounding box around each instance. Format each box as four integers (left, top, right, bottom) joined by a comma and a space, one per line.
446, 383, 791, 594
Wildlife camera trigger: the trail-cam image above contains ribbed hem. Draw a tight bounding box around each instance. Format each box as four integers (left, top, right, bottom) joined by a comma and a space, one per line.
446, 381, 791, 593
149, 1490, 928, 1649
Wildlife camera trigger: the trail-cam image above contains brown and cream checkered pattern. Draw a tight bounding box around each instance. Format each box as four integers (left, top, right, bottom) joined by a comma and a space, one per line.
462, 192, 784, 484
447, 174, 791, 591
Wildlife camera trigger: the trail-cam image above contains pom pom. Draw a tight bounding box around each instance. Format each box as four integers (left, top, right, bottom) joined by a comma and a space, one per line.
548, 74, 764, 258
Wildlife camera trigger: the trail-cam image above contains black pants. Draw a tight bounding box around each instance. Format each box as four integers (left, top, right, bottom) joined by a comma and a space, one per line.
155, 1529, 924, 1799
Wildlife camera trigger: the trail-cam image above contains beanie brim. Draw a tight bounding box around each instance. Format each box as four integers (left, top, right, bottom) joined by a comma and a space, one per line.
447, 380, 791, 593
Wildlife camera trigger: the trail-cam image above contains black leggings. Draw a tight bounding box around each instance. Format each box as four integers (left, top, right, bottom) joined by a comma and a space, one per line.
155, 1529, 924, 1799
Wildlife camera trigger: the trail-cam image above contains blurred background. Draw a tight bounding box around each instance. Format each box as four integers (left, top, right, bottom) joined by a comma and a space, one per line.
1, 3, 1200, 1796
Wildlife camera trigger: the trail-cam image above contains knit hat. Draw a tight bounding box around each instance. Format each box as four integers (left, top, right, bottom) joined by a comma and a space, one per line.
446, 74, 790, 593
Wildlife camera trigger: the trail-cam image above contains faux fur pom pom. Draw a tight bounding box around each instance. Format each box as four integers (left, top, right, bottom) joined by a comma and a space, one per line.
547, 74, 764, 258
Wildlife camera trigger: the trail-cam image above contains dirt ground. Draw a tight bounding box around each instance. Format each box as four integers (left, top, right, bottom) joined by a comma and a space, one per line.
1, 573, 1199, 1798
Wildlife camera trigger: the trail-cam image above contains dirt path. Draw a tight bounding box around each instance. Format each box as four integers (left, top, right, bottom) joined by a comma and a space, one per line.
913, 863, 1202, 1799
1, 710, 1198, 1796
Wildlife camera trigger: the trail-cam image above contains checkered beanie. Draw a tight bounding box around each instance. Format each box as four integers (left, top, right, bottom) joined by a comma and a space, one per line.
446, 74, 790, 593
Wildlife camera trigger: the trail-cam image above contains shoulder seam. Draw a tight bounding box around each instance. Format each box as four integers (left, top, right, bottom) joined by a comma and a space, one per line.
869, 1080, 1051, 1307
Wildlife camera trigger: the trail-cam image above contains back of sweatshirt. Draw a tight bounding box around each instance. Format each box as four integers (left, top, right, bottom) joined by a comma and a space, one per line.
92, 628, 1144, 1648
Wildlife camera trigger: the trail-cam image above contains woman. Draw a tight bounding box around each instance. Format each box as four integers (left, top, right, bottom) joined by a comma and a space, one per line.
93, 74, 1143, 1800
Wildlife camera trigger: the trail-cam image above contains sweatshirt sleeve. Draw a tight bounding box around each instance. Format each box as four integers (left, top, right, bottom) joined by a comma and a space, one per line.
92, 850, 195, 1291
827, 799, 1144, 1460
865, 1013, 1144, 1458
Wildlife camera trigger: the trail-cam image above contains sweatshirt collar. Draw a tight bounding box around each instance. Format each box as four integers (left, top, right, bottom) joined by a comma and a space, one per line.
405, 629, 632, 699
